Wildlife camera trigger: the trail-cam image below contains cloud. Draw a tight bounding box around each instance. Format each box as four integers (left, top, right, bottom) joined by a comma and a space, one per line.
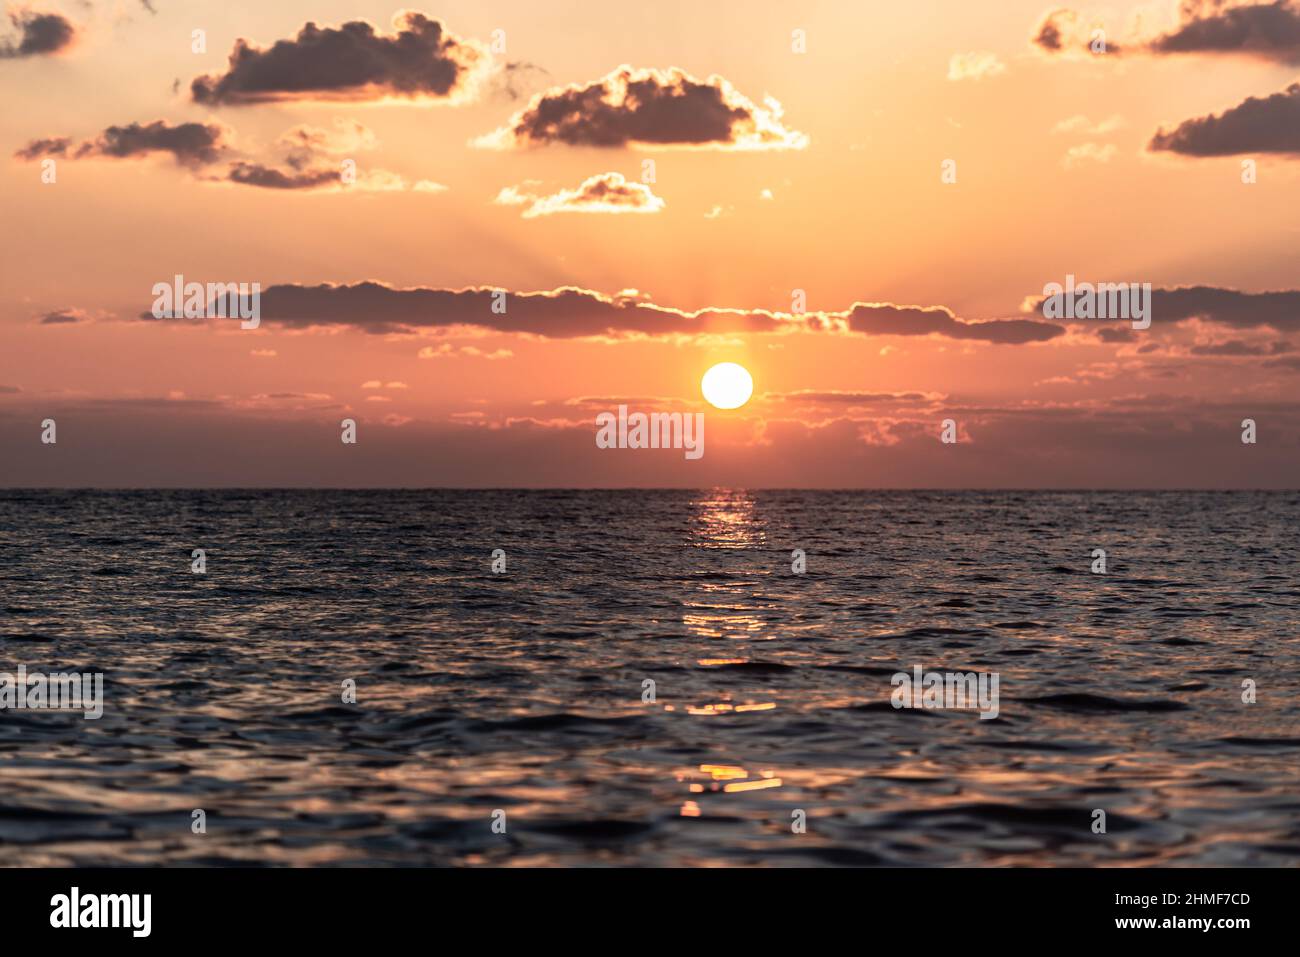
14, 121, 231, 167
15, 117, 444, 192
1151, 286, 1300, 330
494, 172, 664, 217
223, 164, 443, 192
5, 393, 1298, 488
83, 121, 228, 165
475, 65, 807, 150
1189, 338, 1293, 356
1149, 82, 1300, 156
13, 136, 70, 159
1027, 285, 1300, 330
845, 303, 1063, 344
418, 344, 514, 360
226, 161, 340, 190
1031, 9, 1117, 55
1053, 114, 1123, 134
767, 390, 942, 406
1034, 1, 1300, 63
148, 282, 1064, 343
947, 51, 1007, 80
190, 12, 485, 105
38, 309, 88, 325
233, 119, 444, 191
0, 10, 76, 58
1062, 142, 1118, 167
278, 119, 377, 160
1149, 0, 1300, 64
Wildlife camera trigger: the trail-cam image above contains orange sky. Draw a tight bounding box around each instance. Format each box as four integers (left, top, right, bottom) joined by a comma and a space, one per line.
2, 0, 1299, 486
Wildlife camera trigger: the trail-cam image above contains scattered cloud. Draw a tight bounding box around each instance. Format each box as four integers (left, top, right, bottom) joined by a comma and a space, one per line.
1034, 1, 1300, 64
191, 12, 487, 105
474, 65, 807, 150
947, 51, 1007, 80
418, 344, 514, 360
1150, 81, 1300, 156
1053, 114, 1123, 134
0, 10, 76, 59
1149, 0, 1300, 65
1063, 141, 1118, 167
38, 309, 89, 325
15, 117, 445, 191
494, 172, 664, 217
15, 120, 230, 166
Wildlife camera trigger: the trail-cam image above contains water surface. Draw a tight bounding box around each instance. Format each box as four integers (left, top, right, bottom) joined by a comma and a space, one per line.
1, 489, 1297, 866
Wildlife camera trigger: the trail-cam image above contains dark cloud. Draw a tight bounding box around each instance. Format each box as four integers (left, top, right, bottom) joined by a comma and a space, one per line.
13, 117, 421, 192
13, 136, 70, 160
1030, 9, 1121, 54
1149, 82, 1300, 156
1150, 0, 1300, 64
1189, 339, 1293, 356
190, 12, 482, 105
4, 395, 1299, 488
135, 281, 1063, 343
767, 390, 939, 404
496, 172, 664, 217
17, 121, 227, 167
1033, 9, 1070, 51
1097, 327, 1136, 343
1153, 287, 1300, 329
1035, 1, 1300, 63
1025, 285, 1300, 329
847, 303, 1063, 344
39, 309, 86, 325
492, 60, 551, 101
226, 161, 340, 190
60, 120, 229, 166
0, 10, 76, 58
478, 66, 806, 149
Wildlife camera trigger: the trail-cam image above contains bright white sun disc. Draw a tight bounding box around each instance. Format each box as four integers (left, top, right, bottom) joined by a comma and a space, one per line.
701, 362, 753, 410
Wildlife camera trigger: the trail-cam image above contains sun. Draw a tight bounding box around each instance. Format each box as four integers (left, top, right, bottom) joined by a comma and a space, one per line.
701, 362, 754, 410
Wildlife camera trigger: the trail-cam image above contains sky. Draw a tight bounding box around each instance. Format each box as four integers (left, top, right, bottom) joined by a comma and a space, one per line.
1, 0, 1299, 487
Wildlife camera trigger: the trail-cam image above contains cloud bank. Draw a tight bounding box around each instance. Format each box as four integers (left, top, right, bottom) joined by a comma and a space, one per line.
138, 282, 1064, 343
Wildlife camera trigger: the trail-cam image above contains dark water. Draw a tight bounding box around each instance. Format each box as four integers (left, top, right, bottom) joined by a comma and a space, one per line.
0, 489, 1297, 866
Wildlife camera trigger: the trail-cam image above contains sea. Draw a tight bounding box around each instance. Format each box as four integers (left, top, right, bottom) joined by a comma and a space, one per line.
0, 489, 1296, 866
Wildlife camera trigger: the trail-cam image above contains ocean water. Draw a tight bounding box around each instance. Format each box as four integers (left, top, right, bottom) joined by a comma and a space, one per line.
0, 489, 1297, 867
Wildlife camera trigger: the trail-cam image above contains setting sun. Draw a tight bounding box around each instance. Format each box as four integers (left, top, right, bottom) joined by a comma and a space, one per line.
701, 362, 754, 410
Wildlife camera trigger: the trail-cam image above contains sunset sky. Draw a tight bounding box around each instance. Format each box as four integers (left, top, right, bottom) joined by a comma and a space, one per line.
2, 0, 1298, 486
